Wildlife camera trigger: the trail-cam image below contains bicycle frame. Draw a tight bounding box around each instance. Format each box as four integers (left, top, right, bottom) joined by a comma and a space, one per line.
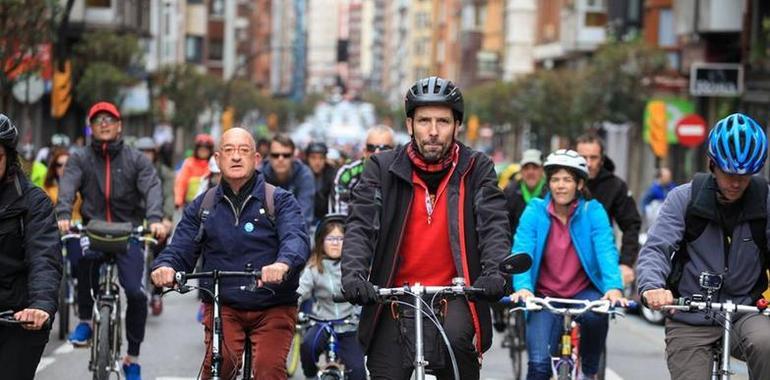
663, 298, 770, 380
374, 278, 483, 380
301, 313, 358, 378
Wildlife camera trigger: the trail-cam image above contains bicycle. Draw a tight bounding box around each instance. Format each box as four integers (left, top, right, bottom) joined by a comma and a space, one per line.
496, 299, 526, 380
661, 272, 770, 380
171, 265, 264, 380
58, 233, 83, 340
68, 222, 157, 380
298, 312, 359, 380
286, 317, 304, 377
504, 296, 623, 380
0, 309, 51, 328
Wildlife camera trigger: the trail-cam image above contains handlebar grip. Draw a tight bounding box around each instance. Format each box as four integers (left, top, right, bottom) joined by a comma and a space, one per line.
499, 296, 513, 304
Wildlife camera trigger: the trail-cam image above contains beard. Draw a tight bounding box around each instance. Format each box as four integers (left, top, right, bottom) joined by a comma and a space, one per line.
416, 138, 452, 163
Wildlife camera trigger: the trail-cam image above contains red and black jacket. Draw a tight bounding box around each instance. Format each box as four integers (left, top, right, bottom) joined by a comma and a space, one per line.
341, 142, 511, 354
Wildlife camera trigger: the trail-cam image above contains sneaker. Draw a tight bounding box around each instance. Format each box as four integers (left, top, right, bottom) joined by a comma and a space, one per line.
122, 362, 141, 380
68, 322, 92, 346
150, 294, 163, 316
196, 302, 205, 324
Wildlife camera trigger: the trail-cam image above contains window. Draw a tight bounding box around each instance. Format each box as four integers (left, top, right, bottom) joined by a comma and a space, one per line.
208, 38, 223, 61
627, 0, 640, 22
585, 12, 608, 27
186, 36, 203, 63
414, 38, 429, 56
666, 52, 680, 70
210, 0, 224, 16
86, 0, 111, 7
477, 51, 499, 78
658, 8, 676, 47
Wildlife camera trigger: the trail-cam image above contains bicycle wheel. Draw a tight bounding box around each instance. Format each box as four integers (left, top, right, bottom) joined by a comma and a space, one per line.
58, 277, 70, 340
508, 311, 525, 380
286, 331, 301, 376
556, 361, 572, 380
93, 304, 112, 380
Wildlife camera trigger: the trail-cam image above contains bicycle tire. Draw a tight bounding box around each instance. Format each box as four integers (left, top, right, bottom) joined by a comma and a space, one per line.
557, 362, 572, 380
508, 311, 525, 380
286, 331, 301, 376
58, 277, 70, 340
93, 304, 112, 380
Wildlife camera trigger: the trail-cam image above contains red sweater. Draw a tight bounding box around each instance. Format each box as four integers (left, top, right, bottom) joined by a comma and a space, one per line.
393, 170, 457, 286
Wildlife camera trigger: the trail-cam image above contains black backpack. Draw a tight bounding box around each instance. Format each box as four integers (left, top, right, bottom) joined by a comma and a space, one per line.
193, 183, 276, 243
666, 173, 769, 299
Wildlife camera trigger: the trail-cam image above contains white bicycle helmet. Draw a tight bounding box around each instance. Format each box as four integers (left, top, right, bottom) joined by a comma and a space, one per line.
543, 149, 589, 179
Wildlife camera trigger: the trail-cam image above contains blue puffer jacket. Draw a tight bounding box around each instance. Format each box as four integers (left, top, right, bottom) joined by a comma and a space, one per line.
512, 195, 623, 294
154, 172, 310, 309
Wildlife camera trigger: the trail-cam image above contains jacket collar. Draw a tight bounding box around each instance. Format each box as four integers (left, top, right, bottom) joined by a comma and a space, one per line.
690, 174, 766, 222
90, 138, 124, 158
216, 170, 268, 201
388, 142, 476, 184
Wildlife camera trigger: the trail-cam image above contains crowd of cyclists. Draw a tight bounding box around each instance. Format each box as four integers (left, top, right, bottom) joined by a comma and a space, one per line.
1, 74, 770, 380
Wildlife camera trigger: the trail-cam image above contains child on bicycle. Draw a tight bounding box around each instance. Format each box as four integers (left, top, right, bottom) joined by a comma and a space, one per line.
297, 214, 365, 380
509, 149, 626, 380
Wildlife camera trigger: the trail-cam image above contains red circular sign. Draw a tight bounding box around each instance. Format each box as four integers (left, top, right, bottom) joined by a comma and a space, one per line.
676, 114, 708, 148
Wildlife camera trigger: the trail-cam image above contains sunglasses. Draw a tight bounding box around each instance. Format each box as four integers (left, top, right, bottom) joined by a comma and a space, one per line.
270, 152, 292, 159
90, 115, 118, 125
366, 144, 394, 153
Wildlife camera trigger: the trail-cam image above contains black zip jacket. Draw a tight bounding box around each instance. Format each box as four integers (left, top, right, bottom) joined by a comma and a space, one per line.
587, 161, 641, 267
56, 139, 163, 225
0, 174, 62, 317
341, 143, 511, 354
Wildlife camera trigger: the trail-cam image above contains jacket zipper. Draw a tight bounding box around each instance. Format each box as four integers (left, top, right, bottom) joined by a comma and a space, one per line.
103, 143, 112, 222
223, 195, 253, 226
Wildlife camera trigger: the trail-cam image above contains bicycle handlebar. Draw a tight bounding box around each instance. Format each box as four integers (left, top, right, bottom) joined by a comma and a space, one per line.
61, 224, 157, 245
299, 313, 358, 327
503, 296, 622, 316
662, 298, 770, 315
373, 284, 484, 297
0, 310, 52, 329
175, 270, 263, 287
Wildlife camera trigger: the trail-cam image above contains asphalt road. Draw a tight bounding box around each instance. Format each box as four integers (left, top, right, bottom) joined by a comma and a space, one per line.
35, 294, 749, 379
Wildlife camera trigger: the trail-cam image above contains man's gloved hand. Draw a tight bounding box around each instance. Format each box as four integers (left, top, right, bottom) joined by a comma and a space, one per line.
471, 273, 508, 302
342, 278, 379, 306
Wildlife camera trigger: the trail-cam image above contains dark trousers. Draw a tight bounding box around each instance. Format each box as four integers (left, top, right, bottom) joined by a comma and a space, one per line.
366, 297, 480, 380
76, 241, 147, 356
0, 326, 50, 380
300, 325, 366, 380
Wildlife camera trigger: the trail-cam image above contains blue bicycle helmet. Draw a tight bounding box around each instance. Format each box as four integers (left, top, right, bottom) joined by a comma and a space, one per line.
707, 113, 768, 175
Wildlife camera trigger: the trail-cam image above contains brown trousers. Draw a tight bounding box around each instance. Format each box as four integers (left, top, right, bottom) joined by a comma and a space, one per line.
665, 314, 770, 379
202, 303, 297, 380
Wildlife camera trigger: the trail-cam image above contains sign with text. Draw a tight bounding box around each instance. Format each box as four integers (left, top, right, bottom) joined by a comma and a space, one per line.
690, 63, 743, 97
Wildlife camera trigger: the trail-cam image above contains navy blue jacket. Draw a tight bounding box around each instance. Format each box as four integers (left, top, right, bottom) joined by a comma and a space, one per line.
154, 172, 310, 309
261, 160, 315, 229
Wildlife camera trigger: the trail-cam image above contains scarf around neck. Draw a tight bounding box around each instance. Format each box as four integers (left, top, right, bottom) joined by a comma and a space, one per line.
407, 142, 459, 173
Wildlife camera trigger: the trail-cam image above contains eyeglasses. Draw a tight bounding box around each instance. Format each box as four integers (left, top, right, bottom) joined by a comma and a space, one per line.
366, 144, 394, 153
55, 161, 67, 168
324, 236, 344, 244
270, 152, 292, 159
90, 115, 118, 125
221, 145, 253, 156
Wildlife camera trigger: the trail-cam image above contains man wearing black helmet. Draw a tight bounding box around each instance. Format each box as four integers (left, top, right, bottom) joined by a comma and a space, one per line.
341, 76, 511, 379
0, 114, 62, 379
304, 141, 337, 225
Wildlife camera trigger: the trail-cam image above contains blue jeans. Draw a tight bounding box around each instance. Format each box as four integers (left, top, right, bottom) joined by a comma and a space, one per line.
76, 240, 147, 356
525, 287, 608, 380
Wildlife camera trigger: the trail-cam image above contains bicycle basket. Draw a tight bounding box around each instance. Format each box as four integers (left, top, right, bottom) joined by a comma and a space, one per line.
85, 220, 133, 255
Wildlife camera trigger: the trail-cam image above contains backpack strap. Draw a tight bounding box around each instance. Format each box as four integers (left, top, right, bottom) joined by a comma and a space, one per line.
194, 185, 219, 243
264, 182, 276, 222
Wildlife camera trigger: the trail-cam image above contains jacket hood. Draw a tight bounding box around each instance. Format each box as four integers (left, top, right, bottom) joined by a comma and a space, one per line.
90, 138, 124, 158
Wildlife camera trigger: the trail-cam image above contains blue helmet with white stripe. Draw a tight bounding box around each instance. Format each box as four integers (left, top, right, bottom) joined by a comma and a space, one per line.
707, 113, 767, 175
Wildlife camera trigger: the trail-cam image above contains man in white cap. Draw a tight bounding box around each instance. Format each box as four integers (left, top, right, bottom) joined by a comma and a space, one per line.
504, 149, 546, 236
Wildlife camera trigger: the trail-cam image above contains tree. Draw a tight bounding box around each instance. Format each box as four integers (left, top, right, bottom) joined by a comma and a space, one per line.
0, 0, 56, 109
154, 64, 224, 131
71, 32, 144, 108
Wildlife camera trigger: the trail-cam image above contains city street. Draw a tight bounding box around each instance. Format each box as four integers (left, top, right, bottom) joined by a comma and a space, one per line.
35, 293, 749, 380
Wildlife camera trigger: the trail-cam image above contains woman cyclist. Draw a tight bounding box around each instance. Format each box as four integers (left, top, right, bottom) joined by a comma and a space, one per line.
509, 149, 626, 380
42, 148, 84, 273
297, 214, 365, 380
174, 133, 214, 209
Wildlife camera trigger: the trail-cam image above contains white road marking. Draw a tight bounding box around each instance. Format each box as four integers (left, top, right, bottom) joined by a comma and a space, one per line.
606, 367, 624, 380
35, 357, 55, 374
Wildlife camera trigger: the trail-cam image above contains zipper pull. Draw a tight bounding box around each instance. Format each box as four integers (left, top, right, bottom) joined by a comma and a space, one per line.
427, 215, 432, 225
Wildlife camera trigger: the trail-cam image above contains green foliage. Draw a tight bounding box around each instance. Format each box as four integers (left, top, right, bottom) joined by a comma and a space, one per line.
154, 64, 223, 130
72, 32, 144, 109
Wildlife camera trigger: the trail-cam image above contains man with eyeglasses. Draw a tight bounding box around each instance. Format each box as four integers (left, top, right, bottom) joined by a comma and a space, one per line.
330, 125, 395, 214
152, 127, 309, 379
261, 133, 315, 229
56, 101, 166, 380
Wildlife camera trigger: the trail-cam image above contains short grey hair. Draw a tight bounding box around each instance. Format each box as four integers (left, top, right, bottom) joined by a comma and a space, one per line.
366, 124, 394, 139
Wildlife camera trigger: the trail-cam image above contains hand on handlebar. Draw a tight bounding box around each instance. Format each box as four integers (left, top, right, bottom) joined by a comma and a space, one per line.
510, 289, 535, 304
602, 289, 628, 307
151, 266, 177, 288
260, 262, 289, 286
642, 288, 674, 310
149, 222, 168, 241
471, 273, 508, 302
14, 308, 50, 330
57, 219, 71, 234
342, 278, 378, 306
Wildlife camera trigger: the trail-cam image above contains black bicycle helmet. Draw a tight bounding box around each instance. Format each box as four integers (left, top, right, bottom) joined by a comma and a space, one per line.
314, 213, 347, 242
305, 142, 328, 156
0, 113, 19, 148
404, 76, 464, 123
